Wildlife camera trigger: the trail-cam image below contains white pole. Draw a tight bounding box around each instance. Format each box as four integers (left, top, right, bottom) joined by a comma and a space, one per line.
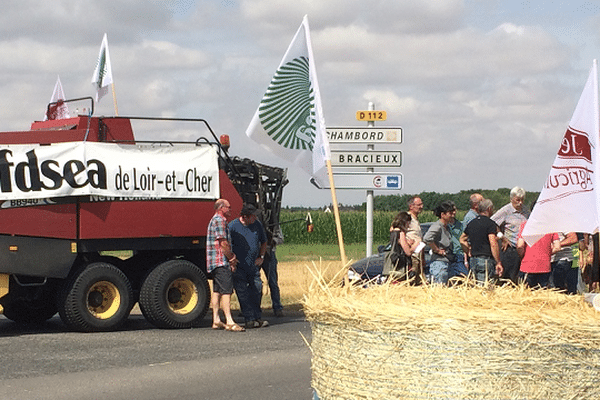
366, 102, 374, 257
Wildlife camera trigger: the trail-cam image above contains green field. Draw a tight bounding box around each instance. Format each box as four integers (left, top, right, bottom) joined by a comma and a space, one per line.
279, 209, 466, 245
276, 243, 376, 263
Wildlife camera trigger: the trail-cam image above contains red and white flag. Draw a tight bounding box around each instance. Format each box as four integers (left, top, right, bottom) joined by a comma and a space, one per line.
245, 15, 330, 187
44, 75, 70, 120
522, 60, 600, 245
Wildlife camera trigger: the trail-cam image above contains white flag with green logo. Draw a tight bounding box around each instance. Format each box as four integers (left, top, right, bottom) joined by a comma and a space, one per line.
246, 15, 330, 187
91, 33, 113, 103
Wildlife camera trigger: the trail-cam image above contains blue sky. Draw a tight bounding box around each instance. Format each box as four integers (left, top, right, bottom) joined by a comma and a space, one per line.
1, 0, 600, 207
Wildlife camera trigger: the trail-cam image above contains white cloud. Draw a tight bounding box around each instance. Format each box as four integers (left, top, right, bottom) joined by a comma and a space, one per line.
493, 22, 526, 35
360, 90, 419, 116
0, 0, 596, 207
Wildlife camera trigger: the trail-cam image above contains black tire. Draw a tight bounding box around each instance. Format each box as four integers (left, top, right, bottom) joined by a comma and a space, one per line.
58, 262, 133, 332
2, 279, 58, 324
139, 259, 210, 329
95, 255, 139, 312
3, 298, 58, 324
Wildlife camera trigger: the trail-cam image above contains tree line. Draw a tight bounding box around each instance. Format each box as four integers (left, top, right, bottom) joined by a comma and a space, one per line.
283, 188, 541, 213
368, 188, 541, 212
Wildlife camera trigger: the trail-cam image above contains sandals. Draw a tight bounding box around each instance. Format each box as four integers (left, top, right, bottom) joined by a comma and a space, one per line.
225, 323, 245, 332
212, 321, 226, 330
212, 321, 245, 332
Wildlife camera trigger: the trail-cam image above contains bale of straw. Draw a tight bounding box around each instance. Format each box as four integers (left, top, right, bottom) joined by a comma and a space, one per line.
304, 273, 600, 400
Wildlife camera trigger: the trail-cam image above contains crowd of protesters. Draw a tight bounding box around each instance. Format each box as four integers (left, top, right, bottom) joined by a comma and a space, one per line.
387, 187, 593, 292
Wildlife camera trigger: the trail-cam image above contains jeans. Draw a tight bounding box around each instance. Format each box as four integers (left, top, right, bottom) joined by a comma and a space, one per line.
551, 259, 578, 294
233, 265, 262, 321
429, 260, 449, 284
469, 256, 497, 285
449, 253, 468, 279
523, 272, 551, 289
260, 249, 283, 311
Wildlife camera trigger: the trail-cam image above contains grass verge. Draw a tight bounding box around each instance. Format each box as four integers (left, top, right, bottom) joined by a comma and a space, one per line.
276, 242, 378, 262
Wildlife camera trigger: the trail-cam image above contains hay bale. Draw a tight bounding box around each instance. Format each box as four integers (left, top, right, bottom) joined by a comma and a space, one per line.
304, 274, 600, 400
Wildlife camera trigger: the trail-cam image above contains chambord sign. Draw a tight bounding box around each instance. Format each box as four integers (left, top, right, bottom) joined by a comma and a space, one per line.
258, 57, 316, 151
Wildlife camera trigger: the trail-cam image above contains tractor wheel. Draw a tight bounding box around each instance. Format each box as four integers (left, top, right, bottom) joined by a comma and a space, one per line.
58, 262, 133, 332
3, 297, 58, 324
2, 278, 58, 324
139, 259, 210, 329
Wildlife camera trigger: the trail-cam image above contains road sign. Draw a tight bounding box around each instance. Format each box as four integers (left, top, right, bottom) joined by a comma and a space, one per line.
330, 150, 402, 167
315, 173, 403, 190
327, 127, 402, 143
356, 110, 387, 121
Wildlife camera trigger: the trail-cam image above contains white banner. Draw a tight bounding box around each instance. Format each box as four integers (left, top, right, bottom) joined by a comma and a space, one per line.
0, 142, 220, 200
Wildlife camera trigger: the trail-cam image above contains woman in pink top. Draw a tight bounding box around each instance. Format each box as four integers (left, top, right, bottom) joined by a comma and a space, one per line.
516, 221, 560, 289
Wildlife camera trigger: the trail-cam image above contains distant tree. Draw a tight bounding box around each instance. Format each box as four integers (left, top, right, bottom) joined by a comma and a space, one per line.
373, 194, 409, 211
367, 188, 540, 212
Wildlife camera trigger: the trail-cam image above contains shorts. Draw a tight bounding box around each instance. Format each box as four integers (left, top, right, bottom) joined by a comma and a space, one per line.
211, 266, 233, 294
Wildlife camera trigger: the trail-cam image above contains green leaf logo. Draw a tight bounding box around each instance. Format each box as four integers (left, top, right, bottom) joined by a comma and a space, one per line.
258, 57, 316, 150
94, 48, 108, 89
97, 50, 107, 86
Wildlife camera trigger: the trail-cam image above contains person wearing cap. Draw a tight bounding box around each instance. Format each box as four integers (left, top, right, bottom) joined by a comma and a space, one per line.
228, 203, 269, 329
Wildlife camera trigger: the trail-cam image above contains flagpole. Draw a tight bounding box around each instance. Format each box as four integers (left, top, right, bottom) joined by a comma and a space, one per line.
111, 83, 119, 116
593, 59, 600, 286
326, 160, 348, 270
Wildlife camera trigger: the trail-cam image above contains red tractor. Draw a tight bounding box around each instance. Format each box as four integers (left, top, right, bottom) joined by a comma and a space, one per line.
0, 97, 287, 332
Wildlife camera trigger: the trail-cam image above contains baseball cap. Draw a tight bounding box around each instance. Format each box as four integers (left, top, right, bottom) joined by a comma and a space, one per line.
240, 203, 259, 216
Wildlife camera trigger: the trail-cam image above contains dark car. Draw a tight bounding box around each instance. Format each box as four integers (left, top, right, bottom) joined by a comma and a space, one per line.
348, 222, 432, 284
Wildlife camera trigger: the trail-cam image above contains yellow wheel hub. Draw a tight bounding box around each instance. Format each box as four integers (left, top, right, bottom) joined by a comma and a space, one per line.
167, 278, 198, 315
87, 281, 121, 320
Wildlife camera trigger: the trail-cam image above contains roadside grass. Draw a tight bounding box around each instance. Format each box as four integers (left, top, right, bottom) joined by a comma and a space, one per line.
247, 243, 370, 312
276, 242, 379, 262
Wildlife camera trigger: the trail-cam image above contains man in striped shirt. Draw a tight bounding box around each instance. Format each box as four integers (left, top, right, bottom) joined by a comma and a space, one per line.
491, 187, 530, 284
206, 199, 243, 331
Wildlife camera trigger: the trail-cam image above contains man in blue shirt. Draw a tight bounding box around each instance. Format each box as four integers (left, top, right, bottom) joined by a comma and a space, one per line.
463, 193, 483, 228
447, 201, 468, 280
229, 203, 268, 329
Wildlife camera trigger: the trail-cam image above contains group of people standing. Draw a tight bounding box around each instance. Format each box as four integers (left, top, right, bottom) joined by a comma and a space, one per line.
206, 199, 284, 332
387, 187, 587, 292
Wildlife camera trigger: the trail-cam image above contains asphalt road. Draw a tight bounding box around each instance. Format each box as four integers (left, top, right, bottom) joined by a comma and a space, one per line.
0, 308, 313, 400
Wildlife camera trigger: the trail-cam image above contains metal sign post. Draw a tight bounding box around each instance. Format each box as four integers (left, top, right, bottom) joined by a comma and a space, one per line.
366, 102, 375, 257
